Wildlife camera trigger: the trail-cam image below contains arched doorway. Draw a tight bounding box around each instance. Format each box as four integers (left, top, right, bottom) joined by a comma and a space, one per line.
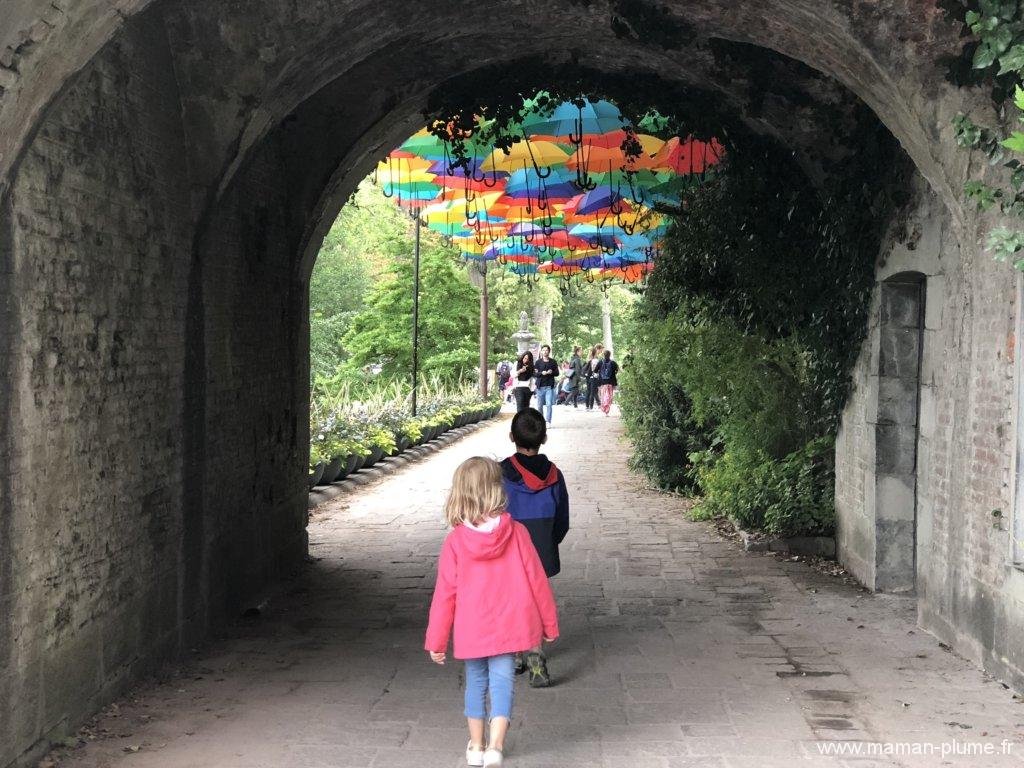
0, 2, 998, 762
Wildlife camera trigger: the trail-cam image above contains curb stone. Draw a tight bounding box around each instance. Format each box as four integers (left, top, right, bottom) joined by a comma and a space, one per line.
307, 421, 495, 510
738, 527, 836, 558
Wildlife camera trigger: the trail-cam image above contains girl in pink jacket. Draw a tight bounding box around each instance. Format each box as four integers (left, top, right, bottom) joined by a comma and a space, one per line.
426, 456, 559, 768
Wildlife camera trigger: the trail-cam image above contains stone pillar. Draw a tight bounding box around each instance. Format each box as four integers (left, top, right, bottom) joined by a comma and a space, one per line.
532, 304, 553, 347
512, 311, 535, 355
871, 276, 925, 592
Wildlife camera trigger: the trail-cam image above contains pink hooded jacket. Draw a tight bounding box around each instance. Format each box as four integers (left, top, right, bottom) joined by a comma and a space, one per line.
425, 512, 559, 659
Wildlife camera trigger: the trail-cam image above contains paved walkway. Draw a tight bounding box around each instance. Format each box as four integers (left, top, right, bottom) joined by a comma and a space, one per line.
58, 407, 1024, 767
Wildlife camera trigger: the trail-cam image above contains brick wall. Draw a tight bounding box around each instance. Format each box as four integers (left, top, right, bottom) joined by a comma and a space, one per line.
835, 178, 1024, 687
0, 15, 191, 766
194, 141, 308, 623
0, 12, 307, 765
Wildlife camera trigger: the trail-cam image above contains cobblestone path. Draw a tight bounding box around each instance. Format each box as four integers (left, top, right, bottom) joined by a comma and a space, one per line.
58, 407, 1024, 767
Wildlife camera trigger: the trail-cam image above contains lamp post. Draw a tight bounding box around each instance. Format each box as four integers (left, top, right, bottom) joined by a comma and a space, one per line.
411, 208, 421, 416
479, 258, 489, 399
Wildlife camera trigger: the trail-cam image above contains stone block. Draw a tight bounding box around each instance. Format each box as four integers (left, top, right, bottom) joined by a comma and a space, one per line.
924, 275, 945, 330
875, 472, 916, 522
876, 375, 918, 425
875, 518, 916, 592
918, 332, 940, 387
878, 327, 921, 379
880, 281, 923, 329
785, 536, 837, 558
863, 374, 880, 422
875, 424, 918, 474
917, 384, 936, 438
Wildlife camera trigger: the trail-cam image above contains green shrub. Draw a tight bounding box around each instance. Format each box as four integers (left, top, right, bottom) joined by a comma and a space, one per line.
762, 436, 835, 537
689, 437, 835, 536
617, 133, 898, 538
619, 338, 710, 493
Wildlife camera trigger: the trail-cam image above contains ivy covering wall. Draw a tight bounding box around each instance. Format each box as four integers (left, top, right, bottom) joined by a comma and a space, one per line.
620, 128, 909, 537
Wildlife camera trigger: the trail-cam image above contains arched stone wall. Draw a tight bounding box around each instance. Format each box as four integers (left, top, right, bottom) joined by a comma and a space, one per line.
0, 1, 1011, 766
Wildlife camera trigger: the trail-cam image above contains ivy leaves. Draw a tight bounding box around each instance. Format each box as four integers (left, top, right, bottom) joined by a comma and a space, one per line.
965, 2, 1023, 72
946, 2, 1024, 268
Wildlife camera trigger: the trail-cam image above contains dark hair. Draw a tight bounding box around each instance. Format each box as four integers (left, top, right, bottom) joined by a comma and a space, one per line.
510, 408, 546, 450
541, 344, 550, 352
603, 350, 612, 360
518, 350, 534, 379
573, 345, 581, 355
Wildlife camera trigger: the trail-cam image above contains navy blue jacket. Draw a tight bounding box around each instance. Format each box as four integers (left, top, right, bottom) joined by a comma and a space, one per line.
501, 453, 570, 577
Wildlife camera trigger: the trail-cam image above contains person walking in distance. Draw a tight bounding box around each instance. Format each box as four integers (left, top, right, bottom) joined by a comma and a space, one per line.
512, 351, 534, 413
500, 409, 570, 688
568, 346, 584, 408
584, 344, 604, 411
533, 345, 559, 425
425, 457, 559, 768
496, 360, 511, 401
598, 349, 620, 416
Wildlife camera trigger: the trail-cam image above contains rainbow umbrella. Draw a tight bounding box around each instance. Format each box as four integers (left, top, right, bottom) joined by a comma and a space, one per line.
480, 141, 571, 173
381, 97, 725, 282
530, 99, 624, 139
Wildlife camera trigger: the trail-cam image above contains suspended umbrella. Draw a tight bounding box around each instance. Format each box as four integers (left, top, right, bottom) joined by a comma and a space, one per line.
535, 99, 625, 139
608, 263, 653, 278
539, 262, 583, 276
507, 262, 540, 276
565, 187, 629, 217
565, 141, 633, 172
650, 136, 725, 176
379, 97, 724, 281
634, 133, 667, 157
494, 252, 539, 265
503, 167, 578, 202
480, 140, 571, 173
567, 226, 618, 254
398, 129, 453, 161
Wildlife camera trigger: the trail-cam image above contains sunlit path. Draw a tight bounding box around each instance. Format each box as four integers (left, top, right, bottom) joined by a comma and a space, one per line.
55, 408, 1024, 768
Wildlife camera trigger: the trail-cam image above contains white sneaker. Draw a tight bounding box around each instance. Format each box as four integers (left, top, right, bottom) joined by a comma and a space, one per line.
483, 748, 503, 767
466, 742, 485, 767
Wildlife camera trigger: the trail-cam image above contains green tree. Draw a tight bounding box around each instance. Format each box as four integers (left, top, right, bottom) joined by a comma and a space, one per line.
309, 180, 410, 376
343, 229, 484, 380
549, 282, 638, 358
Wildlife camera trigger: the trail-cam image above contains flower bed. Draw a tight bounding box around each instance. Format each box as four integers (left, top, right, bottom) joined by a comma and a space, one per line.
309, 375, 501, 488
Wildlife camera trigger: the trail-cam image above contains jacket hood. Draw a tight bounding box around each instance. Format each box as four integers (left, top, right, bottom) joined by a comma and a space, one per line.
455, 512, 514, 560
502, 454, 560, 492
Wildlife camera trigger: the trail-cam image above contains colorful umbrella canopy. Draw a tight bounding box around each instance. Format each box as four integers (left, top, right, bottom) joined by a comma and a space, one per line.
376, 98, 725, 284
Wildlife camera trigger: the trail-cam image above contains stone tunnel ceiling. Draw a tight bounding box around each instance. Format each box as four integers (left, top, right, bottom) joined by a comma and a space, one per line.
0, 0, 978, 227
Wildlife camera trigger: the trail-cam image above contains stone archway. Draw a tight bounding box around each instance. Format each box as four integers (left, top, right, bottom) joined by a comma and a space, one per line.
0, 2, 1010, 765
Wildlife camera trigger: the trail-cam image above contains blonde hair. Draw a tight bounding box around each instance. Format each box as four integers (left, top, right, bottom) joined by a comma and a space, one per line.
445, 456, 507, 527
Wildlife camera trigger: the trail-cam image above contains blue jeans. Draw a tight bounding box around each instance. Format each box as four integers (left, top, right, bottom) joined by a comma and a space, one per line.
536, 386, 555, 423
464, 654, 515, 720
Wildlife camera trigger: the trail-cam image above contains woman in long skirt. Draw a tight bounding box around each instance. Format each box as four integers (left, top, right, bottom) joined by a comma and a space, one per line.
597, 350, 619, 416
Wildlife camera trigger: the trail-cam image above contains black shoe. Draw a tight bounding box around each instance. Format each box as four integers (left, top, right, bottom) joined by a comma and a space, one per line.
514, 652, 526, 675
526, 652, 550, 688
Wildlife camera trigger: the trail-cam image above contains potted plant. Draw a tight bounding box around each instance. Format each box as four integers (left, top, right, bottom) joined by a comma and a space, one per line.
365, 425, 396, 466
309, 442, 327, 488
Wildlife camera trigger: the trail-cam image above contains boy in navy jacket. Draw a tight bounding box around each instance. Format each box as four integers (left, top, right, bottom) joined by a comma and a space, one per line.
501, 407, 570, 687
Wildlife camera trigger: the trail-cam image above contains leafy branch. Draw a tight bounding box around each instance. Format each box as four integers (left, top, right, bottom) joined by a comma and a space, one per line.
944, 0, 1024, 268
